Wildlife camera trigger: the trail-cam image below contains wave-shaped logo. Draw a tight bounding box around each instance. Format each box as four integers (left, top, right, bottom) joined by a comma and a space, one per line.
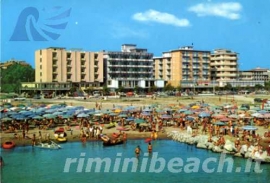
10, 6, 72, 41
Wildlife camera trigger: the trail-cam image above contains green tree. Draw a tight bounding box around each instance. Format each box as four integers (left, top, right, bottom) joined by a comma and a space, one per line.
265, 81, 270, 91
224, 83, 232, 91
254, 84, 263, 91
102, 85, 110, 96
163, 83, 174, 92
1, 63, 35, 93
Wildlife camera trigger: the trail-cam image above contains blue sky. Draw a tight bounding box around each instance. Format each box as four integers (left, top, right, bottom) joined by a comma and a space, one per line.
1, 0, 270, 70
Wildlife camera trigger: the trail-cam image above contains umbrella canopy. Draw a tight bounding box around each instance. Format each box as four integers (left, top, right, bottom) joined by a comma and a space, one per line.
118, 114, 128, 118
184, 110, 193, 115
178, 109, 187, 113
220, 117, 231, 122
263, 113, 270, 118
198, 112, 211, 117
242, 126, 258, 131
77, 113, 89, 118
126, 117, 135, 121
258, 110, 268, 114
228, 114, 239, 119
160, 114, 172, 119
141, 112, 152, 116
109, 113, 118, 116
139, 123, 149, 127
1, 117, 13, 121
32, 115, 44, 120
251, 113, 263, 117
213, 121, 226, 126
43, 114, 56, 119
134, 119, 146, 123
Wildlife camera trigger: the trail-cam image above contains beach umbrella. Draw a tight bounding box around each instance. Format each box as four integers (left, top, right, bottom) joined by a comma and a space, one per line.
251, 113, 263, 117
239, 107, 248, 111
198, 112, 210, 117
184, 110, 193, 115
139, 123, 149, 127
186, 116, 195, 121
77, 113, 89, 118
60, 114, 73, 119
263, 113, 270, 118
52, 111, 63, 116
114, 109, 122, 113
134, 119, 146, 123
32, 115, 44, 120
109, 113, 118, 116
242, 126, 257, 131
161, 114, 172, 119
228, 114, 239, 119
173, 114, 181, 119
1, 117, 13, 121
191, 105, 200, 109
118, 114, 128, 118
43, 114, 56, 119
142, 108, 152, 112
220, 117, 231, 122
258, 110, 267, 114
212, 114, 226, 119
178, 109, 187, 113
126, 117, 135, 121
247, 110, 257, 114
213, 121, 226, 126
141, 112, 152, 116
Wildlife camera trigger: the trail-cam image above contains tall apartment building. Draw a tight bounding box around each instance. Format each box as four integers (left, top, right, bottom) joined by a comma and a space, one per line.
210, 49, 238, 83
153, 46, 211, 89
103, 44, 164, 91
32, 47, 104, 93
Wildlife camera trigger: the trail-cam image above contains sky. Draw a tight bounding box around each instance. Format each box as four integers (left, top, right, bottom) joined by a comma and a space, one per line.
1, 0, 270, 70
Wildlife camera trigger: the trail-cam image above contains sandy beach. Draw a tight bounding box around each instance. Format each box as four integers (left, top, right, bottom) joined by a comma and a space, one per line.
1, 94, 270, 162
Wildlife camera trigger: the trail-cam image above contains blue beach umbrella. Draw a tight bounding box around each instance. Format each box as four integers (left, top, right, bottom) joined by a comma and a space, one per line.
242, 126, 258, 131
77, 113, 89, 118
198, 112, 210, 117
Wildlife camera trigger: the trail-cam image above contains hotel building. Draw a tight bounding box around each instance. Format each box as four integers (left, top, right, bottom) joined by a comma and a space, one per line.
153, 46, 212, 91
22, 47, 104, 95
103, 44, 164, 91
210, 49, 238, 84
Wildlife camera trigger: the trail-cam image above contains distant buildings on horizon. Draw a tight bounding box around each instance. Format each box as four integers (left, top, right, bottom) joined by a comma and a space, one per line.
2, 44, 269, 94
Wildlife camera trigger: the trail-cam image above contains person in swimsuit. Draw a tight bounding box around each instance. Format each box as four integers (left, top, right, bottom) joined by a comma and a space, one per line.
148, 142, 152, 153
135, 145, 141, 157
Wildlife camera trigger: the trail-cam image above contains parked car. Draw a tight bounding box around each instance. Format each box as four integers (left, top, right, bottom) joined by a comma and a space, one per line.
14, 97, 26, 101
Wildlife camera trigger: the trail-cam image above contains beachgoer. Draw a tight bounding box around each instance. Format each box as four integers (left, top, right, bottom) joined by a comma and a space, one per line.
135, 145, 141, 157
148, 142, 152, 153
0, 156, 4, 167
32, 134, 36, 146
123, 132, 127, 143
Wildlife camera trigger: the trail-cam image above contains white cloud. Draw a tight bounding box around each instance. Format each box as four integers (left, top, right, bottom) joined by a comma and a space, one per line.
188, 2, 242, 20
132, 9, 190, 27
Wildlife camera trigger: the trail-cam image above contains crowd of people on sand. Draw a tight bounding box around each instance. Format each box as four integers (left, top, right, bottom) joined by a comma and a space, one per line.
1, 99, 270, 159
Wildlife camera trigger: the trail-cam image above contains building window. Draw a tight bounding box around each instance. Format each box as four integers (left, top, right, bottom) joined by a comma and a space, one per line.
40, 72, 42, 76
40, 50, 42, 55
40, 58, 42, 62
40, 65, 42, 69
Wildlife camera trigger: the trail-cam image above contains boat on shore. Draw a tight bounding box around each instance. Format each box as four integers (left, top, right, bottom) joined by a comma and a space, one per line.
2, 141, 15, 149
100, 134, 124, 146
103, 139, 124, 146
34, 141, 61, 150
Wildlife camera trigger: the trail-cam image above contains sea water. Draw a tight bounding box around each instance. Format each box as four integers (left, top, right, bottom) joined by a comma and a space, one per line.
1, 140, 270, 183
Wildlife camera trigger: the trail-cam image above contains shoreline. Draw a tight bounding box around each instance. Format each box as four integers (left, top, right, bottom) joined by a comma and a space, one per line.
1, 96, 270, 164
